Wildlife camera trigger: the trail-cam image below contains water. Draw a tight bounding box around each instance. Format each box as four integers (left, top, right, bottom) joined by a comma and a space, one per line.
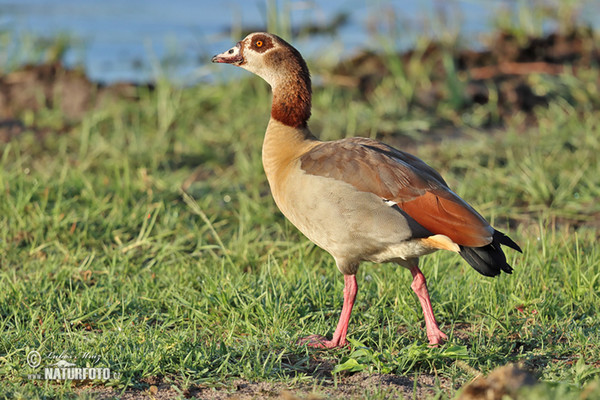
0, 0, 597, 84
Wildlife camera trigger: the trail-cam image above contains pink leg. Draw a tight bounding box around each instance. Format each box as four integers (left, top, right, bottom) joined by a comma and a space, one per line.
410, 265, 447, 346
297, 274, 357, 349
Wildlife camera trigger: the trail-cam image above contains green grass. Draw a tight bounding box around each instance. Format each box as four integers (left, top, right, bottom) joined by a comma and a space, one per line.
1, 26, 600, 400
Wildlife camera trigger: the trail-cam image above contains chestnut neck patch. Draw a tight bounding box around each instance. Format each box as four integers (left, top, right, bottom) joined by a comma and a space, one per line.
268, 38, 312, 128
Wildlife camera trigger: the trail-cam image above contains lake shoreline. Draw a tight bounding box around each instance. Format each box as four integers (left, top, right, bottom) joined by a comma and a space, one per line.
1, 24, 598, 144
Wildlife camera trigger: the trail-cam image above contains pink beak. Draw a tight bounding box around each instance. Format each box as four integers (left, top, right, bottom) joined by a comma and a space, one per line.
211, 42, 243, 65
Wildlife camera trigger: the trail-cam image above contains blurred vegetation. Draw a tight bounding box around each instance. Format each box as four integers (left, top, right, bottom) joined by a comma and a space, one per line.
0, 1, 599, 399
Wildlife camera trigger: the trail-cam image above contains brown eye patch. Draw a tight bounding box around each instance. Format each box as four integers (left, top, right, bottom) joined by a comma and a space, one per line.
250, 35, 273, 53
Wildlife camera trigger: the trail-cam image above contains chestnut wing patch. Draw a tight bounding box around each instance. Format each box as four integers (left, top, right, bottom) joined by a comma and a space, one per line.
299, 137, 493, 247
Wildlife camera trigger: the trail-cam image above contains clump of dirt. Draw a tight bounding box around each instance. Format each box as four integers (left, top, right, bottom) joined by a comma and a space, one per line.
330, 27, 600, 123
457, 364, 537, 400
0, 62, 153, 142
0, 63, 95, 121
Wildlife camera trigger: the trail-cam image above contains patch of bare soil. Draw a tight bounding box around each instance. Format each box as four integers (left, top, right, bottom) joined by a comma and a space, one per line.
74, 364, 542, 399
0, 62, 153, 143
77, 371, 453, 399
330, 27, 599, 124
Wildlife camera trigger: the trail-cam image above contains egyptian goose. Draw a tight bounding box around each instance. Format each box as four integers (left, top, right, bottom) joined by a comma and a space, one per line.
212, 33, 521, 348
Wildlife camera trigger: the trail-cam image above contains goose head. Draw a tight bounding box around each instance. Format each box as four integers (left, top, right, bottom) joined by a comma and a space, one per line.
212, 32, 310, 92
212, 32, 312, 128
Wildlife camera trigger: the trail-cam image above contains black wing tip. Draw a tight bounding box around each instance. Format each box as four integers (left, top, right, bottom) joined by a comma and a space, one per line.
494, 229, 523, 253
459, 230, 520, 277
459, 246, 503, 277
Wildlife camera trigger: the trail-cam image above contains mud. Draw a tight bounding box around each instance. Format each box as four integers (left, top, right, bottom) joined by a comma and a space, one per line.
0, 62, 153, 142
331, 27, 599, 123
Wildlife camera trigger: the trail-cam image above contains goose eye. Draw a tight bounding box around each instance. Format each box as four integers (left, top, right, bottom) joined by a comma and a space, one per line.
256, 40, 263, 47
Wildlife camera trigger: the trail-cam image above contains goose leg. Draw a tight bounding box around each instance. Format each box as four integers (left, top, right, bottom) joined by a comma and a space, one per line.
298, 274, 357, 349
409, 264, 447, 345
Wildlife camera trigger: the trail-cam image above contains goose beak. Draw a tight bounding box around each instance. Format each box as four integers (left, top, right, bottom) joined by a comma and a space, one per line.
212, 42, 244, 65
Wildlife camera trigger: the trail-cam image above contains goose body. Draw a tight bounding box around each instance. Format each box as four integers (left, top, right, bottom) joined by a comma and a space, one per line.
212, 33, 521, 348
